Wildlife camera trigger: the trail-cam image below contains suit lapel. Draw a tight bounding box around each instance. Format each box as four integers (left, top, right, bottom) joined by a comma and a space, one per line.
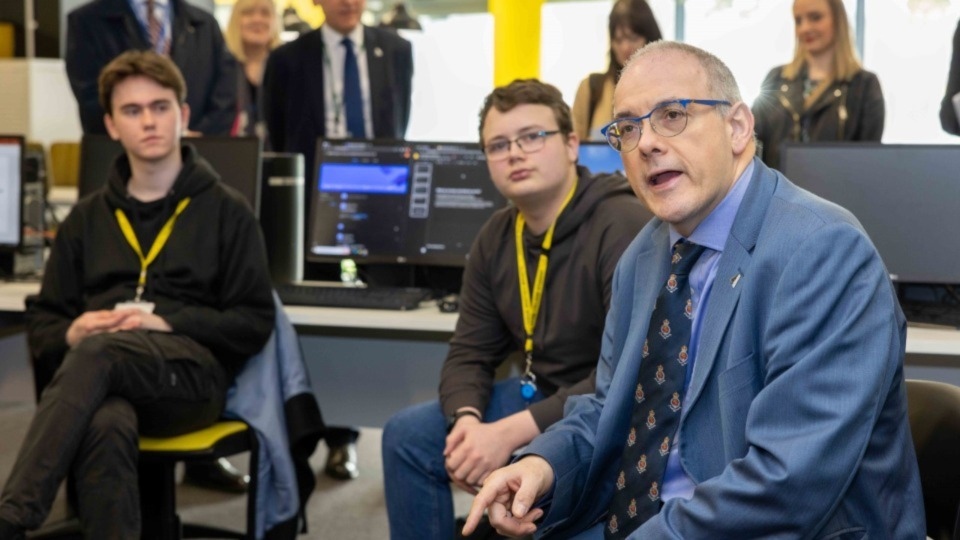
169, 0, 188, 61
305, 30, 328, 136
364, 26, 387, 136
104, 0, 150, 49
573, 223, 671, 523
684, 160, 778, 410
596, 224, 672, 459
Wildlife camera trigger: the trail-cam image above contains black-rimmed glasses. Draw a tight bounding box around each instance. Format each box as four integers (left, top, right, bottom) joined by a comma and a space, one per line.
600, 99, 731, 153
483, 130, 561, 161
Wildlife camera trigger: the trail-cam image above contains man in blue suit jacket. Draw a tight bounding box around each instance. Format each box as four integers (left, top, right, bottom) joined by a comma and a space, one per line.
464, 41, 924, 539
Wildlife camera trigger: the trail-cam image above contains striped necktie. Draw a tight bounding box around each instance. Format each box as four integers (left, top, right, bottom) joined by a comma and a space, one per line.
145, 0, 165, 53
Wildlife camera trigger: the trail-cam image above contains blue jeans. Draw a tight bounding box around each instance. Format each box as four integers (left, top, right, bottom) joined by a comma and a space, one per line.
382, 377, 544, 540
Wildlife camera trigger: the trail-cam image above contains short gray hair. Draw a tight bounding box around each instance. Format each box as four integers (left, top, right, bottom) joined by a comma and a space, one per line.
623, 41, 742, 108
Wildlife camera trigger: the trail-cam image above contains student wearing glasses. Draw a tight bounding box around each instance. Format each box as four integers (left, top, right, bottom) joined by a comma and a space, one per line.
464, 41, 922, 539
381, 79, 650, 540
751, 0, 884, 170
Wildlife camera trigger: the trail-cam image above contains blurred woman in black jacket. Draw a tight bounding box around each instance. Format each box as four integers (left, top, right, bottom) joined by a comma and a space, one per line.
225, 0, 281, 142
752, 0, 884, 170
940, 18, 960, 135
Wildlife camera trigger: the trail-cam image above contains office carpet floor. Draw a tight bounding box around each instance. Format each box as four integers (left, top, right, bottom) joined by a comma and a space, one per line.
0, 400, 475, 539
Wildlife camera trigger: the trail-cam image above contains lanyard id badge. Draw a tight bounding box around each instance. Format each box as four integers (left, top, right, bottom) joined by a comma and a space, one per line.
114, 300, 156, 313
113, 197, 191, 308
514, 180, 577, 403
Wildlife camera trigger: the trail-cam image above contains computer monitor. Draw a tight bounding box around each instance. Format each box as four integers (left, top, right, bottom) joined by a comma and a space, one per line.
780, 143, 960, 284
578, 141, 623, 175
0, 135, 25, 279
78, 135, 263, 216
306, 139, 508, 267
0, 135, 24, 250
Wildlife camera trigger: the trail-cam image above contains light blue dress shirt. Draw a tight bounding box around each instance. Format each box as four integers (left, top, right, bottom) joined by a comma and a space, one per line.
660, 161, 755, 502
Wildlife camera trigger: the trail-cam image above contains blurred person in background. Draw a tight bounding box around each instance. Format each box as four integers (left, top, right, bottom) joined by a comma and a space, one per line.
570, 0, 662, 141
752, 0, 883, 170
66, 0, 238, 136
225, 0, 282, 142
939, 17, 960, 135
262, 0, 414, 481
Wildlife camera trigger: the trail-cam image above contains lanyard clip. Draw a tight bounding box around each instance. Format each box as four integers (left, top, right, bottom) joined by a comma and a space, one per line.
520, 352, 537, 401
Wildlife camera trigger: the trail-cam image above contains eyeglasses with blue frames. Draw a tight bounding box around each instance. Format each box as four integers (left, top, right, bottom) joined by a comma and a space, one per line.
600, 99, 731, 153
483, 130, 561, 162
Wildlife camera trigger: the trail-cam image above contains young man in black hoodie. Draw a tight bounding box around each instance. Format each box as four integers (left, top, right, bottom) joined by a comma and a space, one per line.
0, 50, 274, 539
381, 79, 652, 539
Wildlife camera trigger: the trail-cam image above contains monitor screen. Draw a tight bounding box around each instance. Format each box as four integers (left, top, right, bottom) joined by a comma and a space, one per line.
780, 143, 960, 284
578, 141, 623, 175
0, 135, 24, 249
79, 135, 263, 216
307, 139, 508, 267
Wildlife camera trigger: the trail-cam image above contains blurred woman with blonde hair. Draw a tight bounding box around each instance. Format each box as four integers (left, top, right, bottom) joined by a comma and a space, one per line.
752, 0, 884, 170
225, 0, 282, 139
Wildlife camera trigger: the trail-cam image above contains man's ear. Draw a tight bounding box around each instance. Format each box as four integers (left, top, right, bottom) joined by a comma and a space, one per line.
727, 101, 755, 155
565, 130, 580, 164
180, 102, 191, 132
104, 113, 120, 141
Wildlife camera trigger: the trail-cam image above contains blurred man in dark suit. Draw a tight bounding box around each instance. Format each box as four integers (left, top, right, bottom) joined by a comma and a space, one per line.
66, 0, 238, 136
262, 0, 414, 481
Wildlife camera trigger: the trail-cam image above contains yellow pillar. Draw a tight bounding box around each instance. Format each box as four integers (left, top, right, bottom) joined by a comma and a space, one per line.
489, 0, 545, 87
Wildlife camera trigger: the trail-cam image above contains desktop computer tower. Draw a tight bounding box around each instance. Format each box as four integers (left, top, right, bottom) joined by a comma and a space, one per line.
16, 178, 45, 275
1, 149, 45, 279
260, 152, 304, 284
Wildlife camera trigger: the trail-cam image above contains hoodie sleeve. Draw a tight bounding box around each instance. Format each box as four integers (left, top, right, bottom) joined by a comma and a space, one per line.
163, 193, 275, 369
25, 207, 88, 373
439, 217, 515, 418
525, 191, 651, 431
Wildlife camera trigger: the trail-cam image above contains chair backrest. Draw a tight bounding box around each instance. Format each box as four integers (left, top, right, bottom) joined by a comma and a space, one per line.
49, 141, 80, 187
906, 378, 960, 540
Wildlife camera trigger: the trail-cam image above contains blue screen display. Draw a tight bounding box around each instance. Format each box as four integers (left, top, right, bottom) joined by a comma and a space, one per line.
578, 142, 623, 175
318, 163, 410, 194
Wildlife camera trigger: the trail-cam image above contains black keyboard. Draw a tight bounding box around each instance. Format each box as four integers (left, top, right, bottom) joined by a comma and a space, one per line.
901, 301, 960, 329
275, 284, 432, 311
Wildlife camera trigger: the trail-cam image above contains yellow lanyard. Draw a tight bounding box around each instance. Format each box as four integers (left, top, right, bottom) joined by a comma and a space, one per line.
114, 197, 191, 302
515, 180, 578, 359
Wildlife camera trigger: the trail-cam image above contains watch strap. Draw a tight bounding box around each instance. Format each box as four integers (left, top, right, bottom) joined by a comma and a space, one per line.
446, 409, 482, 433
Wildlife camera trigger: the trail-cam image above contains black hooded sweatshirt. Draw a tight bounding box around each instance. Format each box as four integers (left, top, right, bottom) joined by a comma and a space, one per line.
26, 144, 275, 381
439, 167, 652, 431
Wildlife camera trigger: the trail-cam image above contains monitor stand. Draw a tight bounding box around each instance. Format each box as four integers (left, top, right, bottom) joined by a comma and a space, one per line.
302, 262, 463, 297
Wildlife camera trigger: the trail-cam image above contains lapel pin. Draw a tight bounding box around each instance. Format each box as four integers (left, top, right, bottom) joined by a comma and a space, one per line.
374, 47, 384, 58
730, 273, 742, 288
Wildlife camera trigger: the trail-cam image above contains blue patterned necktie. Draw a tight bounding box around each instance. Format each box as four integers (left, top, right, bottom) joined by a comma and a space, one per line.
604, 240, 706, 539
341, 37, 365, 138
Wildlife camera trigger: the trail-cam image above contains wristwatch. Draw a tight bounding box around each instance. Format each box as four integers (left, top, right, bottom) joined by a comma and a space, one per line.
446, 409, 482, 433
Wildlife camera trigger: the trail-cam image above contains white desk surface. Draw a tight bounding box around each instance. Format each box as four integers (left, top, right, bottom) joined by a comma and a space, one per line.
283, 303, 456, 332
3, 282, 960, 353
0, 281, 457, 333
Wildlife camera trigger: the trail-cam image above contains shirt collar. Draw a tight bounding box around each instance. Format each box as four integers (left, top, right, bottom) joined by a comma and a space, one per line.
320, 23, 364, 51
669, 160, 755, 252
128, 0, 168, 15
133, 0, 168, 9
